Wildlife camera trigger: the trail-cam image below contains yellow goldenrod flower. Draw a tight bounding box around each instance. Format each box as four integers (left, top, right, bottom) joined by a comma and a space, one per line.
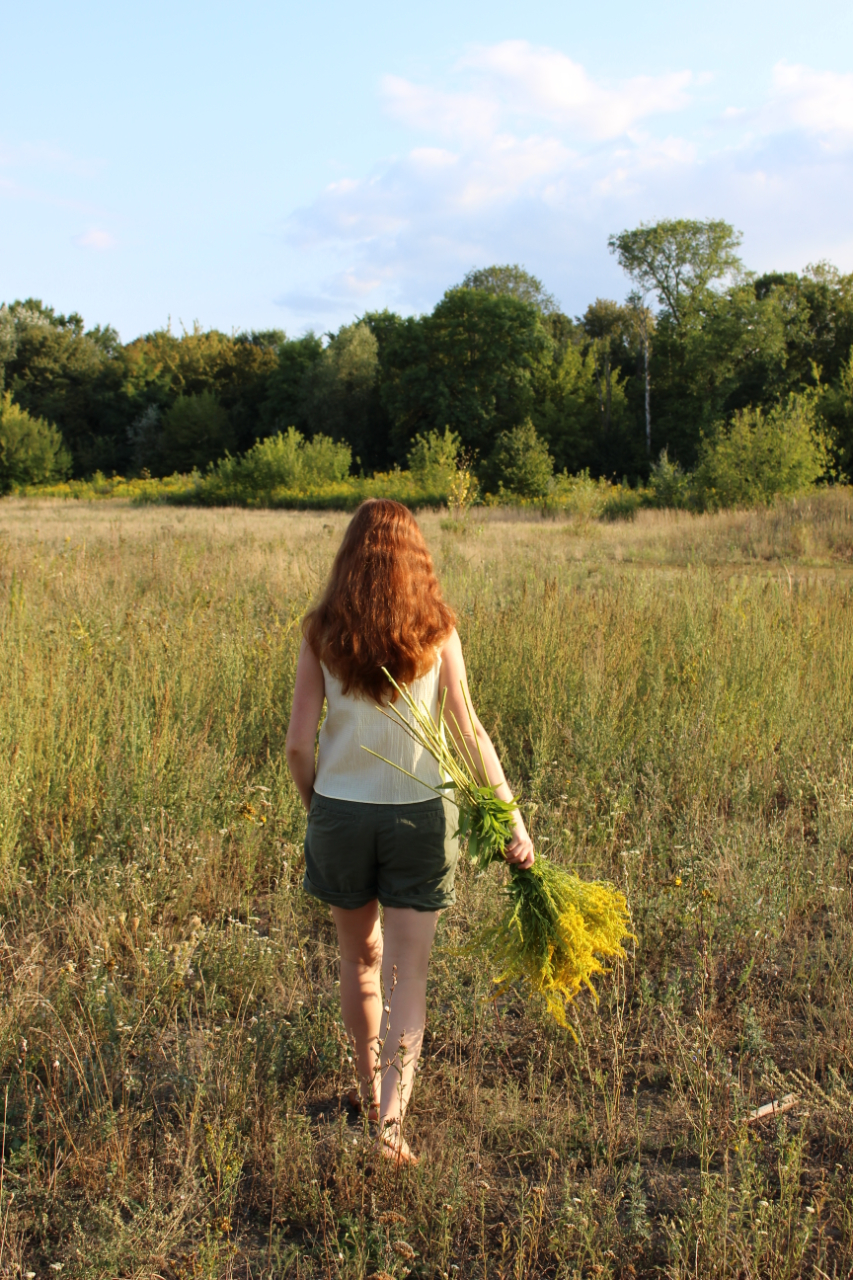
365, 670, 633, 1032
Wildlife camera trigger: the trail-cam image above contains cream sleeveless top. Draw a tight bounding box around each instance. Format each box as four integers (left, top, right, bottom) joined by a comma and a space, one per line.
313, 658, 445, 804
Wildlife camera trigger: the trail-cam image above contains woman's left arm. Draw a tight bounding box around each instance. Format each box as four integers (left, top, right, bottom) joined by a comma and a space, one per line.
285, 640, 326, 810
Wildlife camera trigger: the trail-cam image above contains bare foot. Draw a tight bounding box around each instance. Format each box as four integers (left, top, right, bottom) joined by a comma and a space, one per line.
377, 1119, 419, 1167
346, 1088, 380, 1125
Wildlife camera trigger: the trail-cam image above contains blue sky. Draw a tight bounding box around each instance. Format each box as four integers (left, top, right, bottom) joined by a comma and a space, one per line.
4, 0, 853, 340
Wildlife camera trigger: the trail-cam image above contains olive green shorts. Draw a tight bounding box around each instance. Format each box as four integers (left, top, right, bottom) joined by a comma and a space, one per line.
303, 793, 459, 912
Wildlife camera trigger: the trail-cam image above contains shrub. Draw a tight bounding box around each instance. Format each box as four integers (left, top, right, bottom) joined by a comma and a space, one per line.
693, 394, 830, 511
203, 428, 351, 502
298, 431, 353, 485
0, 391, 71, 492
160, 391, 233, 474
648, 449, 693, 509
486, 418, 554, 498
547, 469, 611, 518
407, 426, 460, 494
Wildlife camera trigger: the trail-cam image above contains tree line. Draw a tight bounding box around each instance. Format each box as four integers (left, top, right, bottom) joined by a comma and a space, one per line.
2, 219, 852, 494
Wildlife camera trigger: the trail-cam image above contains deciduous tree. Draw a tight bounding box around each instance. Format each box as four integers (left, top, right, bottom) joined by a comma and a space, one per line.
382, 289, 550, 460
459, 265, 560, 316
608, 219, 744, 326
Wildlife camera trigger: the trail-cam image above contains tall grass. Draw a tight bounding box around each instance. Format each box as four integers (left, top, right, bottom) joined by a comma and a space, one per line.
0, 493, 852, 1277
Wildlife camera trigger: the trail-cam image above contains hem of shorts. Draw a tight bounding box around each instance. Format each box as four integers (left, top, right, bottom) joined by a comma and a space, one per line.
313, 785, 448, 806
304, 875, 456, 914
378, 893, 456, 912
302, 875, 377, 910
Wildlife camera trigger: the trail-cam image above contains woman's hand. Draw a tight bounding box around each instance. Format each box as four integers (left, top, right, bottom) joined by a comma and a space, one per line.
504, 815, 535, 870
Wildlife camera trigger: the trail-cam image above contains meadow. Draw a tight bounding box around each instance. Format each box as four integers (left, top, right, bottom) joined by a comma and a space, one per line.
1, 493, 852, 1279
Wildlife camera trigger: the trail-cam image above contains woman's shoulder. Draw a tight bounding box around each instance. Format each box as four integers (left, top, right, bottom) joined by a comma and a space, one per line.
437, 627, 463, 680
439, 627, 461, 657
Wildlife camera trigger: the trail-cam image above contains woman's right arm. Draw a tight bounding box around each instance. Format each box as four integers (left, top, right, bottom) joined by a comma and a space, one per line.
285, 639, 326, 811
438, 629, 534, 870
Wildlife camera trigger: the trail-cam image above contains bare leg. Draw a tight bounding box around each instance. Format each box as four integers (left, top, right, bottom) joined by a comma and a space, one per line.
330, 901, 383, 1112
378, 907, 439, 1155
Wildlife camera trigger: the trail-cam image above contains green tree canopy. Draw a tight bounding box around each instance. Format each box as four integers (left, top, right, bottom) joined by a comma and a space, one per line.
260, 332, 324, 439
382, 288, 550, 460
301, 322, 386, 470
127, 324, 280, 455
5, 233, 853, 491
608, 219, 744, 325
582, 300, 633, 417
4, 299, 131, 475
459, 265, 560, 316
159, 391, 233, 475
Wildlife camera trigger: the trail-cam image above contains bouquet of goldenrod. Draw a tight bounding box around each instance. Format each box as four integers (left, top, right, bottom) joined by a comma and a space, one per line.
364, 672, 633, 1032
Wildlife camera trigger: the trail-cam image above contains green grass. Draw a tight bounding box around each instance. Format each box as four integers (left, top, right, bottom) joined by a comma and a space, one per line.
14, 464, 646, 518
1, 494, 852, 1278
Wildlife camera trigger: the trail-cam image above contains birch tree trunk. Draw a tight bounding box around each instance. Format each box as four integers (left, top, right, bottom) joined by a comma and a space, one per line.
644, 326, 651, 456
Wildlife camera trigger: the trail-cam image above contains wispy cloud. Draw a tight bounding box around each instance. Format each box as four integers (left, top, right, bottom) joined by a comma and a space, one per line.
278, 46, 853, 328
0, 139, 102, 178
75, 228, 116, 250
0, 137, 108, 216
382, 76, 499, 141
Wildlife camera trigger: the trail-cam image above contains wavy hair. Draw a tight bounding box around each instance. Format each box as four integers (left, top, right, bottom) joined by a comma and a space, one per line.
303, 499, 455, 702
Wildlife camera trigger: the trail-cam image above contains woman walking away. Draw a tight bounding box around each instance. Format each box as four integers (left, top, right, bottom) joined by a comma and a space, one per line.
285, 499, 534, 1166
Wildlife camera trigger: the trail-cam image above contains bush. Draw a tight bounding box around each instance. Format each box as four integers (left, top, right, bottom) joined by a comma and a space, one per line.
693, 394, 830, 511
203, 427, 351, 502
486, 418, 554, 498
407, 426, 460, 494
0, 391, 71, 492
160, 391, 233, 474
648, 449, 693, 509
546, 469, 612, 519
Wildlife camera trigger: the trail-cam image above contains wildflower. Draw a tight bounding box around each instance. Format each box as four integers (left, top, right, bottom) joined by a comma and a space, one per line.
366, 671, 633, 1030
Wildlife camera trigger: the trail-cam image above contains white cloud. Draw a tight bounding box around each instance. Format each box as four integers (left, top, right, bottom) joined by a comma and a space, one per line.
277, 47, 853, 331
766, 62, 853, 143
461, 41, 692, 139
335, 269, 388, 297
75, 228, 116, 250
382, 75, 498, 140
384, 43, 692, 143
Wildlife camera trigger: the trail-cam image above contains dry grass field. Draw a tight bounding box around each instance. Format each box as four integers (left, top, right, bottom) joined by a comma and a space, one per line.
1, 492, 853, 1279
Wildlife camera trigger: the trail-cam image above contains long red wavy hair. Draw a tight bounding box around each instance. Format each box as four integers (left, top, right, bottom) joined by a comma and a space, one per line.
303, 499, 455, 703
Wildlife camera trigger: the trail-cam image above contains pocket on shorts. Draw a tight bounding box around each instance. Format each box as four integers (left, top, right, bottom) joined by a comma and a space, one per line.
378, 798, 459, 909
303, 798, 378, 904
